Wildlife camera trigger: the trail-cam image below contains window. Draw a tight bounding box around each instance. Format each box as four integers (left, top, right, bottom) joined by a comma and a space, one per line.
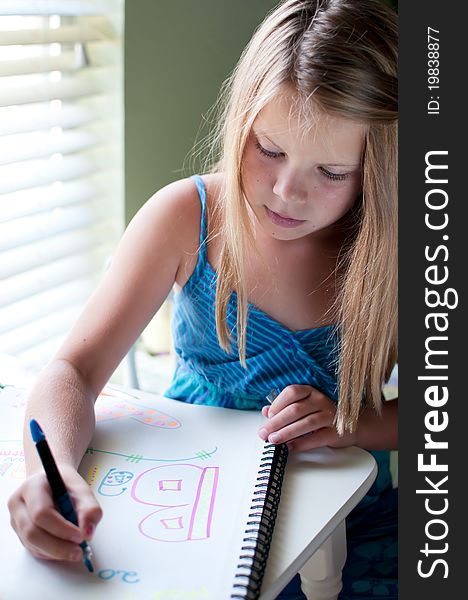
0, 0, 124, 385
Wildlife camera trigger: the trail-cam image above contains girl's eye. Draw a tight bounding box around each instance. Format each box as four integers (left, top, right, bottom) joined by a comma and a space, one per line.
254, 139, 283, 159
319, 167, 350, 182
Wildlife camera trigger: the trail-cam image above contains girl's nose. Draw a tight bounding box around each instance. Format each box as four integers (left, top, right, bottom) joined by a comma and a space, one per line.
272, 171, 307, 204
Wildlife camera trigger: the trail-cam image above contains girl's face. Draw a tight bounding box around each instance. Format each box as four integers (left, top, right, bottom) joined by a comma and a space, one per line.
241, 91, 366, 243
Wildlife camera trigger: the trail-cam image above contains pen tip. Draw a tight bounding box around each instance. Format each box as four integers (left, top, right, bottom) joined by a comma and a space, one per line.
81, 542, 94, 573
84, 558, 94, 573
29, 419, 45, 443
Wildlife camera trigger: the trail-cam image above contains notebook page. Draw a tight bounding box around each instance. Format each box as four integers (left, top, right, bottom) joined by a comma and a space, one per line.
0, 385, 268, 600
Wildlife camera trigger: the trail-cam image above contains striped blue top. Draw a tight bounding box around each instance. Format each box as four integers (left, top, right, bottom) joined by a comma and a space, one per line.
164, 174, 341, 410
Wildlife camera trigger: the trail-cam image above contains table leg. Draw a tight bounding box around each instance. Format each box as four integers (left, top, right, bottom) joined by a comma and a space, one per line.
298, 520, 347, 600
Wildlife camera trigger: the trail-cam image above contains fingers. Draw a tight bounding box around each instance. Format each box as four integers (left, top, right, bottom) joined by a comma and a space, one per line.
260, 402, 333, 444
22, 476, 82, 542
268, 385, 315, 414
258, 385, 336, 446
261, 386, 320, 420
8, 488, 81, 560
10, 495, 84, 561
8, 469, 102, 562
66, 474, 103, 541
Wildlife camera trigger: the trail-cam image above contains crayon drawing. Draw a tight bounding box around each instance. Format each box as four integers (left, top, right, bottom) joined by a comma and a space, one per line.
132, 464, 219, 542
0, 440, 25, 480
92, 463, 220, 543
85, 446, 218, 464
98, 468, 134, 496
95, 395, 181, 430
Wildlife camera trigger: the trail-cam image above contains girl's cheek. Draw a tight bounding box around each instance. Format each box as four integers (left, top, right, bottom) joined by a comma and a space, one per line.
242, 147, 266, 192
243, 142, 261, 171
241, 144, 256, 180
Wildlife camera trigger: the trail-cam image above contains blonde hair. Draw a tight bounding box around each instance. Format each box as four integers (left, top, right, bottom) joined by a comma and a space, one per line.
196, 0, 397, 434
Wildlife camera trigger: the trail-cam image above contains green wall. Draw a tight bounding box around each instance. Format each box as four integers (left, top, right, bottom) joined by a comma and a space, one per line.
124, 0, 278, 223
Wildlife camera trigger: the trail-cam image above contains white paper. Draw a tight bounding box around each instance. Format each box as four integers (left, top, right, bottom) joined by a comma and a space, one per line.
0, 384, 269, 600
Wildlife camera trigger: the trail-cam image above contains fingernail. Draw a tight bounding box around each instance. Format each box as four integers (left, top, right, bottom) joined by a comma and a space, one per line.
258, 428, 268, 440
85, 524, 95, 538
71, 532, 82, 544
70, 549, 82, 561
269, 433, 279, 443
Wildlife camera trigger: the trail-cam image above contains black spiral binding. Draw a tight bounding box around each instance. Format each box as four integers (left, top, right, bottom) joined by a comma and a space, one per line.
231, 441, 289, 599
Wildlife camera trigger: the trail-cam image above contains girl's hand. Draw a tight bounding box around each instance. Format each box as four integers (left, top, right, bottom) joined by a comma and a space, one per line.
259, 384, 357, 452
8, 464, 102, 562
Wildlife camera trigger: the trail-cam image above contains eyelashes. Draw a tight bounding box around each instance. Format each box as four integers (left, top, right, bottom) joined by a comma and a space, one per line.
318, 167, 349, 182
253, 138, 350, 182
254, 138, 282, 159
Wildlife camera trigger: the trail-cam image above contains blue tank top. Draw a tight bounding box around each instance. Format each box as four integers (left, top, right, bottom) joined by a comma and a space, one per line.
164, 174, 393, 507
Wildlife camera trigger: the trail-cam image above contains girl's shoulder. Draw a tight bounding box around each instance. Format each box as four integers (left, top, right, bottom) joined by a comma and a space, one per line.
152, 172, 222, 220
155, 173, 223, 288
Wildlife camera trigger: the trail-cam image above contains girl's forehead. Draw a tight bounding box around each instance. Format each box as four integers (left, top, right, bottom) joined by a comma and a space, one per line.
253, 93, 366, 164
255, 91, 365, 138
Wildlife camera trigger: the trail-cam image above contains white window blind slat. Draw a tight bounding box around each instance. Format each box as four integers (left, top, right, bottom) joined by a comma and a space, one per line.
0, 2, 120, 17
0, 22, 114, 46
0, 40, 119, 77
0, 208, 115, 257
0, 222, 116, 280
0, 95, 117, 136
0, 2, 123, 380
1, 245, 112, 309
0, 148, 120, 194
0, 66, 121, 107
0, 128, 96, 165
0, 50, 82, 77
1, 175, 119, 221
0, 279, 95, 335
0, 121, 118, 165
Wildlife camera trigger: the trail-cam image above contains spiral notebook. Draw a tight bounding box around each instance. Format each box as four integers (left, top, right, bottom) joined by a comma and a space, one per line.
0, 384, 288, 600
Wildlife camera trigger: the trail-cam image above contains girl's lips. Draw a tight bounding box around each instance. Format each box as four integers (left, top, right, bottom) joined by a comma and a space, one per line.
265, 206, 306, 228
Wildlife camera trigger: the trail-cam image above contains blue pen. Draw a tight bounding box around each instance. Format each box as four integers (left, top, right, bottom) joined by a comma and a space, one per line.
29, 419, 94, 573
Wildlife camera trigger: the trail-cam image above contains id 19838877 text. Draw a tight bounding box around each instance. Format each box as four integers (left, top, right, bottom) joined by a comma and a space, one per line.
427, 27, 440, 115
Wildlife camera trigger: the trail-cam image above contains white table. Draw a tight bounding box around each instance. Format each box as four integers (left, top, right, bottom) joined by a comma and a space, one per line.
261, 446, 377, 600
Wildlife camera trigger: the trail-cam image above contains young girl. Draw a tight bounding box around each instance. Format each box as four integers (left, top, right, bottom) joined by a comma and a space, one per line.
8, 0, 398, 598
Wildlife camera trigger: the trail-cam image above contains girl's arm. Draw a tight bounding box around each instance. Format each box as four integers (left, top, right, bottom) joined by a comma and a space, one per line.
8, 176, 201, 561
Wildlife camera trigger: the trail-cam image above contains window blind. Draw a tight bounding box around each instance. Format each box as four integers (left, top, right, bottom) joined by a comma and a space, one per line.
0, 0, 124, 381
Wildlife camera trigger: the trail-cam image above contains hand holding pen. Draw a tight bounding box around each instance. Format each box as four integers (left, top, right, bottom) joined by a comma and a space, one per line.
8, 420, 102, 567
28, 419, 95, 571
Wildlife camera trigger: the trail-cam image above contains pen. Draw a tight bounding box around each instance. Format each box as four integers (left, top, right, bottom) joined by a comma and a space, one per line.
29, 418, 94, 573
266, 388, 279, 404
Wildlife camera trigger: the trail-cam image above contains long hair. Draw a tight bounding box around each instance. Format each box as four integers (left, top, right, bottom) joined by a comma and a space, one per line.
196, 0, 397, 434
